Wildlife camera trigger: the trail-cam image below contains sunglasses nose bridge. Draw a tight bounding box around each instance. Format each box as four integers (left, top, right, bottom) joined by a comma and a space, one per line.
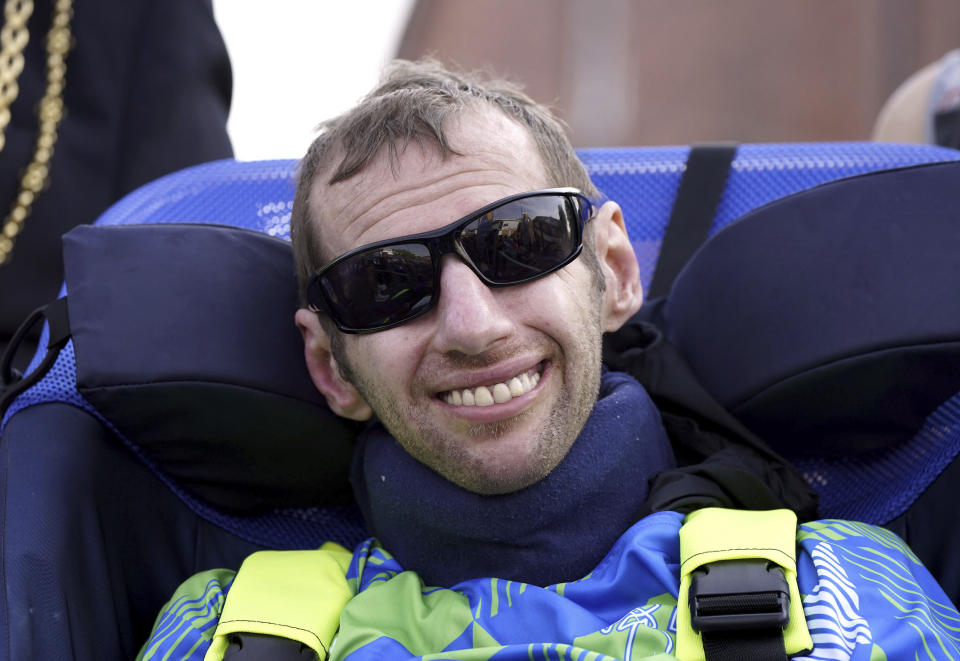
430, 225, 489, 285
453, 242, 493, 286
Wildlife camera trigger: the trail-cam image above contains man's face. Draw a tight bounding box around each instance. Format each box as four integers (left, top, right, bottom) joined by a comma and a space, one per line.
305, 108, 608, 494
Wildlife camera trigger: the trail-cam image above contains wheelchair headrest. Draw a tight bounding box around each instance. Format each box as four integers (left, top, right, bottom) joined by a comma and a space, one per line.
62, 223, 358, 513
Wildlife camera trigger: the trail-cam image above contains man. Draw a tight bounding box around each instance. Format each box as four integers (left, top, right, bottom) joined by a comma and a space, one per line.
137, 60, 959, 661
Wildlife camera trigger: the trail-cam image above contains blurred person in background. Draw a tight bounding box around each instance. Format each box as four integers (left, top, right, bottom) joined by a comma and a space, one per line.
872, 48, 960, 148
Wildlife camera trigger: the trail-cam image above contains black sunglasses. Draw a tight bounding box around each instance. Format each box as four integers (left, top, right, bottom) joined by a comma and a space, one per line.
307, 188, 596, 334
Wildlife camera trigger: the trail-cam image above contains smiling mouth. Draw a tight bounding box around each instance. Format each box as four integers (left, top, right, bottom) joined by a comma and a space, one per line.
441, 364, 543, 407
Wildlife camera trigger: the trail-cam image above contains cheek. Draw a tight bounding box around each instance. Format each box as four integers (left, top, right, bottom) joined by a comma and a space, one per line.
532, 260, 598, 313
347, 332, 423, 388
508, 267, 599, 333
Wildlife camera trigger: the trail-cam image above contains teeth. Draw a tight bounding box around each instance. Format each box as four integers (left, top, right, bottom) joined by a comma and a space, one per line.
443, 366, 541, 407
475, 386, 494, 407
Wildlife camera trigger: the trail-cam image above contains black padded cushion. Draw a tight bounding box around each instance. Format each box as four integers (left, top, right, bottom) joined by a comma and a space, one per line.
660, 161, 960, 458
62, 223, 358, 512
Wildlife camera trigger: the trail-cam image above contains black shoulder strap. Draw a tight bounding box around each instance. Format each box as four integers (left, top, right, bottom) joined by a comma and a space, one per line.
647, 142, 738, 299
0, 297, 71, 419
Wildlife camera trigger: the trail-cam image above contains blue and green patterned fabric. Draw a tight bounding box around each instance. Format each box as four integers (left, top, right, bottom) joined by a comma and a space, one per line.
137, 511, 960, 661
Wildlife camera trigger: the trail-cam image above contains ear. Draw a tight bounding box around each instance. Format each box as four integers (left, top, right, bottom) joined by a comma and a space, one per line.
591, 201, 643, 332
294, 308, 373, 421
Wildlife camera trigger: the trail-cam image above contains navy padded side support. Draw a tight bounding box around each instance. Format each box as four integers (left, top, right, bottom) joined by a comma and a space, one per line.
63, 224, 358, 514
664, 162, 960, 449
0, 403, 262, 661
660, 162, 960, 524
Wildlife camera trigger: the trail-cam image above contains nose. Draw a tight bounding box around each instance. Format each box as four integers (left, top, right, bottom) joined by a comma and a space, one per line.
429, 255, 515, 355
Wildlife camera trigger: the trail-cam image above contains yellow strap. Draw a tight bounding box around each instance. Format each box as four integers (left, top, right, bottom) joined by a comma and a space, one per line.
675, 508, 812, 661
204, 543, 353, 661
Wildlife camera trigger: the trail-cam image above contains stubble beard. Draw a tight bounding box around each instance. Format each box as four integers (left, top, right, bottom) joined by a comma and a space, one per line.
338, 316, 603, 495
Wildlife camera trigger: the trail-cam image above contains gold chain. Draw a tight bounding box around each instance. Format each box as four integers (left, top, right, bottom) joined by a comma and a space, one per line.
0, 0, 33, 152
0, 0, 72, 266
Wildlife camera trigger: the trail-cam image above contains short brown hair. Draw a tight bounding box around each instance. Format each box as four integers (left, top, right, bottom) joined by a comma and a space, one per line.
290, 58, 599, 305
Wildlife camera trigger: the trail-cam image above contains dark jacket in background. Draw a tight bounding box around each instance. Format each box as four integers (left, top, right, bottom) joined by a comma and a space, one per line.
0, 0, 233, 367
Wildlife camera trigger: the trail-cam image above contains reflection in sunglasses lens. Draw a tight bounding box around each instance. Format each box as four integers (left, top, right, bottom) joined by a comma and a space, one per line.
460, 196, 577, 282
325, 243, 434, 329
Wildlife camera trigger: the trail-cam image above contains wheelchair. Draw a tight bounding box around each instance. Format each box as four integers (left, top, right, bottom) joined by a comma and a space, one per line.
2, 141, 959, 660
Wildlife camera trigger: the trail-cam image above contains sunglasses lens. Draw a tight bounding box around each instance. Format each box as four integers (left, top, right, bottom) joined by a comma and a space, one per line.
320, 243, 434, 330
458, 195, 580, 283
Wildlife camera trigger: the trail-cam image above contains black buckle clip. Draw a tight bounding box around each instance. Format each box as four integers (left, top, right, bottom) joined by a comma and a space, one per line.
690, 558, 790, 633
222, 632, 318, 660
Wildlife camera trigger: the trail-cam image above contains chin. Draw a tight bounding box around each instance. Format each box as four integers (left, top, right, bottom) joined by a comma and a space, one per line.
457, 475, 542, 496
448, 455, 556, 495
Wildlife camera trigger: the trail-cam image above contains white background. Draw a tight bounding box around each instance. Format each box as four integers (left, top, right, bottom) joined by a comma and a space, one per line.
212, 1, 416, 161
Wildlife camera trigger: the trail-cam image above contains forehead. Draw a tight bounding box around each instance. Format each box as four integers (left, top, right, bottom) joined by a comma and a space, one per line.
311, 107, 550, 260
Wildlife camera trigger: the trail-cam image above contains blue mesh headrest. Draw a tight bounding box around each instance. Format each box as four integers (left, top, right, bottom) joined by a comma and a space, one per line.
61, 223, 358, 513
660, 161, 960, 458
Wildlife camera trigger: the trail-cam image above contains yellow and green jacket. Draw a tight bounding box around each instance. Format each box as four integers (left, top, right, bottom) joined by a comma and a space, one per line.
137, 509, 960, 661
